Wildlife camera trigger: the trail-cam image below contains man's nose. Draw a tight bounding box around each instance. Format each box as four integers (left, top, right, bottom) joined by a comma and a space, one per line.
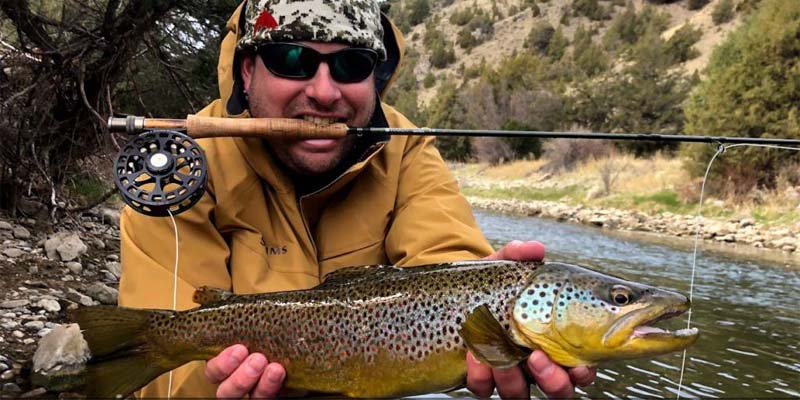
304, 63, 342, 107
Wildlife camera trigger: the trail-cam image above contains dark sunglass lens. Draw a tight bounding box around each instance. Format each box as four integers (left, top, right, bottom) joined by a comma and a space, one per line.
331, 50, 377, 83
262, 45, 317, 78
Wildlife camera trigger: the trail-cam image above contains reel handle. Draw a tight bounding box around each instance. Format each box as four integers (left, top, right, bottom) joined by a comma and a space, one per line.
108, 115, 349, 139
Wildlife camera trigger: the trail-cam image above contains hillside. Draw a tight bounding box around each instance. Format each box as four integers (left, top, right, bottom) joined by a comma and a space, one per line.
388, 0, 744, 105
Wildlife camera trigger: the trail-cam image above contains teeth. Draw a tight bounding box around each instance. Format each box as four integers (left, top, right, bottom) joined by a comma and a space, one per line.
675, 327, 699, 337
302, 116, 336, 125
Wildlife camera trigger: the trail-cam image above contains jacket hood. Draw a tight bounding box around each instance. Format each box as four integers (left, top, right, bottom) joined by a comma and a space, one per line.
218, 1, 405, 118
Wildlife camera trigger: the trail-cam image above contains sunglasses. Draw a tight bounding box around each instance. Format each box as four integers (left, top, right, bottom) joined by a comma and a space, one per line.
256, 43, 379, 83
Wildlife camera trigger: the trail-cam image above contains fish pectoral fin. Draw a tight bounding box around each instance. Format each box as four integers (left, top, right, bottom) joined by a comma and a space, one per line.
193, 286, 233, 306
459, 304, 531, 369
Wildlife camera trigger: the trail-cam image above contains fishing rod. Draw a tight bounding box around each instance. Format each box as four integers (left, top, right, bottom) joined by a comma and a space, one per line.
108, 115, 800, 217
109, 114, 800, 145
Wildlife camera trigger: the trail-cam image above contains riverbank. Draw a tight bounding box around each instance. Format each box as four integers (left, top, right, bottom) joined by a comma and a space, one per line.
451, 156, 800, 258
0, 210, 120, 396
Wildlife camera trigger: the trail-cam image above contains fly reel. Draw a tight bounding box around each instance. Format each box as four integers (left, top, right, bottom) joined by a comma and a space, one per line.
113, 130, 207, 217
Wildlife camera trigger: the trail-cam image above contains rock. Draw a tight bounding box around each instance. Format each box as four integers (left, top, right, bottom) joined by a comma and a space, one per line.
66, 289, 94, 307
92, 237, 106, 250
106, 254, 119, 262
65, 261, 83, 275
28, 265, 38, 274
23, 338, 35, 344
770, 237, 797, 252
99, 208, 121, 228
35, 299, 61, 313
589, 216, 607, 227
739, 218, 756, 228
104, 261, 122, 280
1, 369, 15, 380
24, 320, 45, 331
1, 320, 19, 329
12, 226, 31, 239
0, 221, 12, 230
12, 330, 24, 338
31, 324, 90, 391
20, 387, 48, 398
45, 232, 88, 262
86, 282, 118, 305
0, 299, 30, 309
2, 382, 21, 393
1, 248, 23, 258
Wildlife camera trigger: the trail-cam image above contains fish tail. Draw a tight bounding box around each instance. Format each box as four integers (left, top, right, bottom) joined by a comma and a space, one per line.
72, 305, 181, 398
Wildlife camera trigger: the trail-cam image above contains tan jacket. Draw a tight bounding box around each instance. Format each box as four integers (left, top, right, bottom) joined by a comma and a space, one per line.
118, 2, 492, 397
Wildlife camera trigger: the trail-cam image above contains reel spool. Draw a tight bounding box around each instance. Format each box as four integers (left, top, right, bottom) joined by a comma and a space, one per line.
113, 130, 207, 217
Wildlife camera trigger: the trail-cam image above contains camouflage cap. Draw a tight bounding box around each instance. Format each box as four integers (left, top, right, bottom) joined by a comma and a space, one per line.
238, 0, 386, 60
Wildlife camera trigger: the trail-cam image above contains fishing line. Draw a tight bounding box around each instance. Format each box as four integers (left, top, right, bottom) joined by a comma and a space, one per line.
676, 143, 800, 399
166, 209, 180, 399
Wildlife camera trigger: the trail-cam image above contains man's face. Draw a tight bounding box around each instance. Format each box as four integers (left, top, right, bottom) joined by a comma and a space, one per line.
241, 41, 377, 177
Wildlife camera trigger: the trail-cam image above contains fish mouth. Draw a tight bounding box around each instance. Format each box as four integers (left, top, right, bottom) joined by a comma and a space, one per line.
604, 300, 699, 351
631, 308, 699, 339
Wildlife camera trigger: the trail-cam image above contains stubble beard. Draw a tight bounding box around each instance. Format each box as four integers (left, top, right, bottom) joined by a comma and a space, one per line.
249, 95, 375, 177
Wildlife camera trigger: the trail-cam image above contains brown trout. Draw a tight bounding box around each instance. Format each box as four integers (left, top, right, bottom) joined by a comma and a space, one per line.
70, 261, 699, 397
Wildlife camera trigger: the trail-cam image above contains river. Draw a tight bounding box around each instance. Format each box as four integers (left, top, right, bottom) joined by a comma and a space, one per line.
473, 209, 800, 399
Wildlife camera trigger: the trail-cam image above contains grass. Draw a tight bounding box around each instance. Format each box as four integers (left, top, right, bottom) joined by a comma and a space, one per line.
68, 174, 115, 205
453, 154, 799, 228
462, 185, 585, 203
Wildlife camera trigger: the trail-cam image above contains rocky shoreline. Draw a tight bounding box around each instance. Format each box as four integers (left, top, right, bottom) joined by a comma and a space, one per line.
466, 196, 800, 255
0, 209, 121, 397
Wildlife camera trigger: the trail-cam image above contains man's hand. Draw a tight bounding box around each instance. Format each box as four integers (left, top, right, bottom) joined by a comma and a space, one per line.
466, 240, 597, 398
205, 344, 286, 399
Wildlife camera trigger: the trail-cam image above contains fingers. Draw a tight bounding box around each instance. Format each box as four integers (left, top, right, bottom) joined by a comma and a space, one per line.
527, 350, 574, 398
205, 344, 248, 384
215, 353, 268, 398
569, 366, 596, 388
484, 240, 546, 262
465, 352, 494, 398
250, 362, 287, 399
466, 352, 529, 399
492, 365, 529, 399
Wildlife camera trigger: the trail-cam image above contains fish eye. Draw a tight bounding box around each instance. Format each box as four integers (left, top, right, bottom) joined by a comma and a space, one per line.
610, 285, 633, 306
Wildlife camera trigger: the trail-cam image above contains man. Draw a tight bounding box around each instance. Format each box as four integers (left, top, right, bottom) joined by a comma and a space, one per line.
119, 0, 595, 398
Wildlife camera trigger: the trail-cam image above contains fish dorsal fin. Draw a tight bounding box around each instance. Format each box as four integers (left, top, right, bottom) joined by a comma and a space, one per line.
459, 304, 531, 369
317, 265, 403, 288
193, 286, 233, 306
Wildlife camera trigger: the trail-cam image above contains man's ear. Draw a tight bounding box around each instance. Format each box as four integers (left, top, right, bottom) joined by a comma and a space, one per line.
240, 54, 255, 91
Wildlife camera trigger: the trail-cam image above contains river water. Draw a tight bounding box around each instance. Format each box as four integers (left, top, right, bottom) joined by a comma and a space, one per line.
473, 209, 800, 399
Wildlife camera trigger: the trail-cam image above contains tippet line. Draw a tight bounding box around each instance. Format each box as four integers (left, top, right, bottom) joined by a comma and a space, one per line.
678, 143, 800, 399
167, 209, 179, 399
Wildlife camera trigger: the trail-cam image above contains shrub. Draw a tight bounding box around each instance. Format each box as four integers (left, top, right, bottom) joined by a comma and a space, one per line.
526, 21, 556, 55
684, 0, 800, 193
546, 27, 569, 60
572, 0, 610, 21
712, 0, 735, 25
430, 42, 456, 68
407, 0, 431, 26
449, 7, 475, 26
423, 72, 436, 88
542, 140, 615, 172
473, 137, 515, 165
665, 23, 702, 63
687, 0, 711, 10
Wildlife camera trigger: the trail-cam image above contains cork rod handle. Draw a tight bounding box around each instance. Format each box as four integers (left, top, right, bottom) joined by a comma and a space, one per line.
186, 115, 348, 139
